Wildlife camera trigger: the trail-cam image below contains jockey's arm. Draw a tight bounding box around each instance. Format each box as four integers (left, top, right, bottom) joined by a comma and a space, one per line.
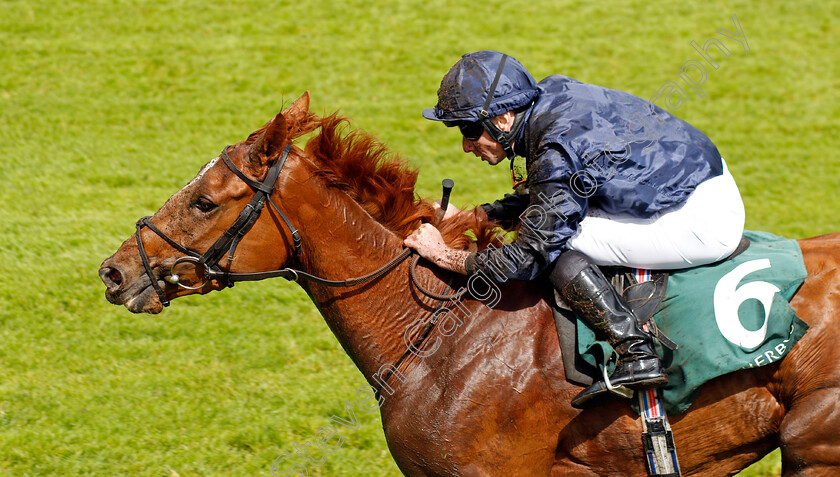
464, 146, 588, 281
406, 147, 588, 280
481, 190, 531, 229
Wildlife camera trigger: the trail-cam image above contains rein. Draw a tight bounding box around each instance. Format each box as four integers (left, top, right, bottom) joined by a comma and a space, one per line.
134, 143, 462, 307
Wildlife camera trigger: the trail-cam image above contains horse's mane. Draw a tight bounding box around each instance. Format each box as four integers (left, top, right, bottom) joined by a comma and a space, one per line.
302, 113, 503, 251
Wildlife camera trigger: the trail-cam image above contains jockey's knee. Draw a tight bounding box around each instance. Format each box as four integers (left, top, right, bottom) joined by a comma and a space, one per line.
696, 212, 745, 263
549, 250, 593, 289
713, 230, 744, 261
690, 173, 746, 263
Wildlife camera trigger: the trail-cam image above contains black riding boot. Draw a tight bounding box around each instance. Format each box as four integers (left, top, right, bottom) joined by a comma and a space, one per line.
551, 251, 667, 409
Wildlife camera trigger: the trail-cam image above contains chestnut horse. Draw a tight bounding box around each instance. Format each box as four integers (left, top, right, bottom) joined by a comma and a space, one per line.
99, 92, 840, 476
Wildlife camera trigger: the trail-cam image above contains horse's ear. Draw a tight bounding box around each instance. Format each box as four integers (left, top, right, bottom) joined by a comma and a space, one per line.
249, 113, 287, 167
282, 91, 310, 122
249, 91, 311, 167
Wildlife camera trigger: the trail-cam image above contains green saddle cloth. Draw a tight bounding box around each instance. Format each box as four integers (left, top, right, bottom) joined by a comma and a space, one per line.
578, 230, 810, 415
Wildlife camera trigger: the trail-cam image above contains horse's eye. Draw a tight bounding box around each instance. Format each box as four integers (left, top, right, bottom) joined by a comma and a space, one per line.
193, 197, 217, 213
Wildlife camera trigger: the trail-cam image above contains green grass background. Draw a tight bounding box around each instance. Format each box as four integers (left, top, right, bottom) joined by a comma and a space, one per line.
1, 0, 837, 475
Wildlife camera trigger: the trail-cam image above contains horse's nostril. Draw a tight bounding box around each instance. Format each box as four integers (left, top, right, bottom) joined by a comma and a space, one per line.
100, 266, 124, 288
108, 268, 123, 286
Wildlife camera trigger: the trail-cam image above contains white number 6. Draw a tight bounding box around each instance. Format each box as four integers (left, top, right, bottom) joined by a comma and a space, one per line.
713, 259, 780, 351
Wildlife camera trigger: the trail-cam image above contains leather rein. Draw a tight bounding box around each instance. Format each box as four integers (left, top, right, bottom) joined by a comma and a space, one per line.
134, 143, 464, 307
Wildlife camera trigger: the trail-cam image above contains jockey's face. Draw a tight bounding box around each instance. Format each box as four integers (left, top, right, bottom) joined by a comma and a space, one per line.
461, 111, 515, 166
462, 132, 507, 165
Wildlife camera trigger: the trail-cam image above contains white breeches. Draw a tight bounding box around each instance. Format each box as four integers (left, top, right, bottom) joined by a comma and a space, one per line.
566, 159, 745, 270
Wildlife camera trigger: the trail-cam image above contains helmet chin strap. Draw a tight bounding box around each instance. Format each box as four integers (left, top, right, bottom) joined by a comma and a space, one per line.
477, 54, 530, 159
480, 108, 529, 159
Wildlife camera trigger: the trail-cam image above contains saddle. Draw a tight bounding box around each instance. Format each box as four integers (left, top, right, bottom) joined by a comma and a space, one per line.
553, 237, 752, 386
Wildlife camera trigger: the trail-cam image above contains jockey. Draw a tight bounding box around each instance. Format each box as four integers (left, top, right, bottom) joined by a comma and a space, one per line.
405, 50, 745, 408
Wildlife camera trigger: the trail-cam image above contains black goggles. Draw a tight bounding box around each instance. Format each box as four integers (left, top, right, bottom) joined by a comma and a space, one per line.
444, 120, 485, 141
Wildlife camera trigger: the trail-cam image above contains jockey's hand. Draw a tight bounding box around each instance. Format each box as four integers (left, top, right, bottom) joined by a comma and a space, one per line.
404, 223, 447, 261
404, 224, 470, 275
433, 201, 460, 221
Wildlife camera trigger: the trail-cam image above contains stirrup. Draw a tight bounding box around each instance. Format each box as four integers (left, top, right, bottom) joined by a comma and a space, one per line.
570, 364, 634, 409
602, 363, 634, 399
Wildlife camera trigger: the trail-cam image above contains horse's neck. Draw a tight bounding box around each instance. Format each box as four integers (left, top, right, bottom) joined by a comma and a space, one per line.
290, 178, 428, 380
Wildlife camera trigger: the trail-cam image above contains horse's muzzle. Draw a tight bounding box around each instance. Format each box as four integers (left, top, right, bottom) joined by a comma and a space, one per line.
98, 259, 166, 314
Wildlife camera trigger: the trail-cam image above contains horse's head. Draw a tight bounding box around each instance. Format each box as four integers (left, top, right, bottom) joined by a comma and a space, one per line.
99, 92, 315, 314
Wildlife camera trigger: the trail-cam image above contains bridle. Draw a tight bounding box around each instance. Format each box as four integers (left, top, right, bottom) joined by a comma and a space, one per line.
134, 142, 454, 308
133, 141, 468, 393
135, 143, 296, 306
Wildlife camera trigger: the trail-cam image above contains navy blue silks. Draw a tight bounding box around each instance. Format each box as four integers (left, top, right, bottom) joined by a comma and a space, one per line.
426, 51, 723, 282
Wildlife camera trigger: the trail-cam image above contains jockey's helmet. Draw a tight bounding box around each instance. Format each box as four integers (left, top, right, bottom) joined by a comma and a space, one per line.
423, 50, 538, 158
